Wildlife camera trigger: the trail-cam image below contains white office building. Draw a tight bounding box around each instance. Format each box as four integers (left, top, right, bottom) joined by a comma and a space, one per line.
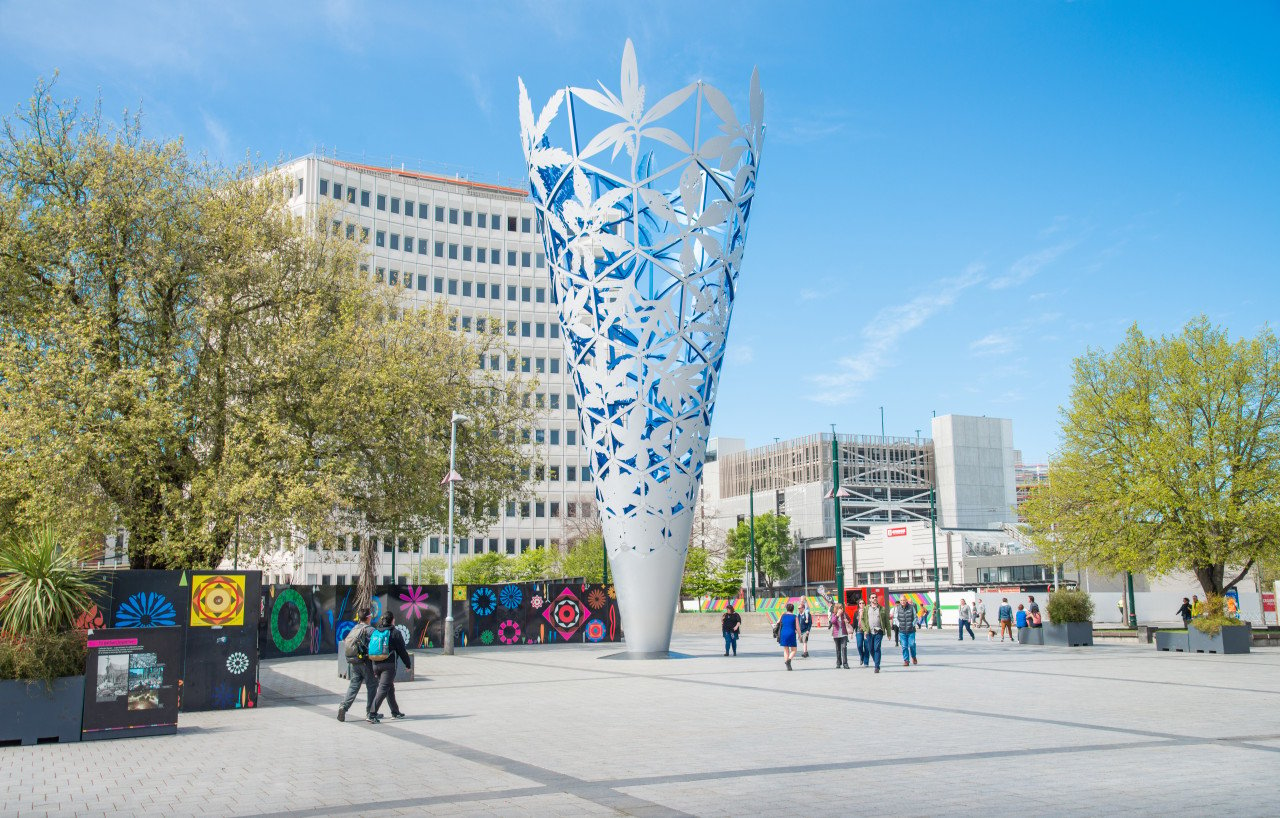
240, 155, 594, 585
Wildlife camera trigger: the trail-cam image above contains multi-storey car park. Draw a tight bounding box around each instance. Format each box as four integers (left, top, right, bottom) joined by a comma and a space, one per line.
229, 155, 597, 586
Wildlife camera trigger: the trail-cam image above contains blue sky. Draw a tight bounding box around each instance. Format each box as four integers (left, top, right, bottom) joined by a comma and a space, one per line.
2, 1, 1276, 462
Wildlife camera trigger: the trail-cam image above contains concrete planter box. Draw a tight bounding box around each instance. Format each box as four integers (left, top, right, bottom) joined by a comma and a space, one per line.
1017, 627, 1044, 645
0, 676, 84, 746
1189, 623, 1251, 654
1155, 631, 1189, 652
1043, 622, 1094, 647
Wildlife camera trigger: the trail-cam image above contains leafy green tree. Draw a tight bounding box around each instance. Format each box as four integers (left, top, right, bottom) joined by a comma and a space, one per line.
681, 546, 745, 599
726, 511, 794, 588
0, 82, 534, 570
453, 553, 512, 585
507, 547, 559, 582
560, 534, 607, 582
1024, 318, 1280, 596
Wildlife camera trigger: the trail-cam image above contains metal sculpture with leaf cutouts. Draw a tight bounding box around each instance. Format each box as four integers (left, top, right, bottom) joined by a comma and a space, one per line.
519, 41, 764, 654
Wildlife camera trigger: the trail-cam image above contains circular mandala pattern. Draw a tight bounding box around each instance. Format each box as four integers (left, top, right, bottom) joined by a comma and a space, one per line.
226, 652, 250, 675
192, 575, 245, 626
497, 619, 521, 644
270, 589, 309, 653
480, 630, 495, 645
585, 619, 606, 642
553, 597, 584, 631
530, 594, 545, 610
471, 587, 498, 617
498, 584, 523, 610
395, 624, 411, 646
586, 588, 607, 610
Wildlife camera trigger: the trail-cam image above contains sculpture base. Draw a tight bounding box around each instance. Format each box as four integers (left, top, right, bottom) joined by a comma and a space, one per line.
599, 650, 694, 660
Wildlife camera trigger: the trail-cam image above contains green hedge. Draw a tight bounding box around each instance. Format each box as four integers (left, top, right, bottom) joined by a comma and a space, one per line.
1047, 589, 1094, 623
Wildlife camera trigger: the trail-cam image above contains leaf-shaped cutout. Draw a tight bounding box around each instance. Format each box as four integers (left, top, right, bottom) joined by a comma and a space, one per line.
640, 126, 691, 154
572, 168, 593, 207
639, 187, 682, 224
580, 121, 631, 161
696, 200, 731, 228
699, 134, 736, 161
695, 232, 723, 262
679, 164, 703, 210
749, 66, 763, 130
701, 83, 740, 130
641, 82, 696, 126
530, 146, 573, 169
535, 89, 565, 139
718, 145, 746, 172
572, 86, 624, 117
517, 78, 536, 151
619, 39, 644, 121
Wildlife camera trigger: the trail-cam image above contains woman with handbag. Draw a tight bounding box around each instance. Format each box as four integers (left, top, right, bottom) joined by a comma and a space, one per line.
828, 602, 851, 669
777, 603, 799, 670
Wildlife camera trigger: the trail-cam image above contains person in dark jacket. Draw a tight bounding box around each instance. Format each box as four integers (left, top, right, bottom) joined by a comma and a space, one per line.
895, 598, 918, 667
721, 604, 742, 656
1176, 598, 1193, 627
337, 607, 375, 722
366, 612, 412, 723
796, 599, 813, 658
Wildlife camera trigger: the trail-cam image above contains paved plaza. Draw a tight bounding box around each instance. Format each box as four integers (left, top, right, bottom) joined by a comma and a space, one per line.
4, 631, 1280, 816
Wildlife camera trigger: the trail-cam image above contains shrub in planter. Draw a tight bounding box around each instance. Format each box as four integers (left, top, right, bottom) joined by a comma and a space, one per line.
0, 526, 101, 745
1044, 589, 1095, 646
1188, 594, 1250, 654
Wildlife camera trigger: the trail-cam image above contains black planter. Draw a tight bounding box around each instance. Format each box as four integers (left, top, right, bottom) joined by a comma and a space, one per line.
0, 676, 84, 746
1043, 622, 1094, 647
1017, 627, 1044, 645
1155, 631, 1189, 652
1189, 623, 1251, 654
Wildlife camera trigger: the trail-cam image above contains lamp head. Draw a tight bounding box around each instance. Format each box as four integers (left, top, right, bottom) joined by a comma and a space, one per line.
452, 412, 471, 424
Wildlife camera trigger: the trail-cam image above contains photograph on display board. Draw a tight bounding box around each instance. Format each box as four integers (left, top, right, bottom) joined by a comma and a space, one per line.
95, 654, 128, 702
81, 626, 182, 741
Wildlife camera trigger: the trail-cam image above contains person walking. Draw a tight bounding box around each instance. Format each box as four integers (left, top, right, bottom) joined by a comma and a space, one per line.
860, 595, 891, 673
1028, 595, 1042, 628
777, 603, 799, 670
998, 597, 1014, 642
337, 607, 375, 722
1176, 598, 1193, 628
974, 598, 990, 629
896, 598, 918, 666
828, 602, 851, 669
851, 598, 870, 667
957, 599, 975, 641
721, 604, 742, 656
918, 605, 929, 630
366, 613, 412, 723
1191, 595, 1202, 616
891, 598, 901, 647
797, 599, 813, 658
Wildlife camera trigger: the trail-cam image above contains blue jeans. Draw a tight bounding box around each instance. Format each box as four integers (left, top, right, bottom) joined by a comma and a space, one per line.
723, 630, 738, 655
901, 630, 917, 663
958, 618, 975, 640
868, 632, 883, 669
855, 631, 869, 665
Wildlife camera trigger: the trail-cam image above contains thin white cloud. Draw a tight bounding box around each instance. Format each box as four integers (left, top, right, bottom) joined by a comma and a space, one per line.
808, 263, 986, 404
727, 344, 754, 365
989, 242, 1075, 290
202, 111, 230, 158
798, 288, 821, 302
969, 332, 1014, 357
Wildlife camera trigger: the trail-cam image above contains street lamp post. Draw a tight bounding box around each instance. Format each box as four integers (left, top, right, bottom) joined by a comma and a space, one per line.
930, 485, 941, 628
442, 411, 470, 656
748, 486, 757, 612
825, 427, 853, 606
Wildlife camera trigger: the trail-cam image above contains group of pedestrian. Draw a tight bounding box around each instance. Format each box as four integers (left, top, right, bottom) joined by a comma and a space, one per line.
338, 607, 413, 724
1176, 595, 1202, 627
993, 595, 1042, 642
768, 595, 912, 673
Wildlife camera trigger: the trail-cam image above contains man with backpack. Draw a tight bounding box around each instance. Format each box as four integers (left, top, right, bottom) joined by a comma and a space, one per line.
337, 607, 375, 722
366, 612, 412, 724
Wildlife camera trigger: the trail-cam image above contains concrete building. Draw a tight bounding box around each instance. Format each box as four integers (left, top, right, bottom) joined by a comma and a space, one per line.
233, 155, 594, 586
703, 414, 1033, 595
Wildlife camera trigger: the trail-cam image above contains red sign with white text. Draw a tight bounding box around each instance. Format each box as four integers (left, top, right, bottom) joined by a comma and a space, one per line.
886, 527, 908, 537
1264, 593, 1276, 613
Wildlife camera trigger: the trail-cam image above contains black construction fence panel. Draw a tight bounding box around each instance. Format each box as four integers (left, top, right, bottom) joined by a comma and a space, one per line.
182, 571, 262, 712
108, 570, 189, 635
82, 626, 183, 741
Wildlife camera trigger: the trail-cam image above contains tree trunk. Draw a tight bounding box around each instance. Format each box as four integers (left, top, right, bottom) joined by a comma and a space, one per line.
1193, 564, 1224, 596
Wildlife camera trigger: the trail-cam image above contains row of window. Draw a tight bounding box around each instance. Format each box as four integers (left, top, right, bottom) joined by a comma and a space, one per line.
505, 499, 593, 518
332, 219, 544, 268
855, 568, 952, 585
369, 269, 555, 306
974, 565, 1054, 584
312, 177, 538, 234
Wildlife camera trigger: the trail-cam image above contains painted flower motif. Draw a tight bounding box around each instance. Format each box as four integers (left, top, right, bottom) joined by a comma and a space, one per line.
396, 624, 411, 646
480, 630, 495, 645
530, 594, 545, 610
399, 586, 430, 621
75, 605, 104, 630
587, 588, 607, 610
471, 587, 498, 617
335, 620, 355, 645
607, 586, 617, 599
498, 585, 523, 610
498, 620, 522, 644
115, 592, 177, 628
226, 652, 249, 675
585, 619, 606, 643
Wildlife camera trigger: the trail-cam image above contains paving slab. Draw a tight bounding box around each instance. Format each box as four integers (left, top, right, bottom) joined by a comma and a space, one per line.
3, 630, 1279, 816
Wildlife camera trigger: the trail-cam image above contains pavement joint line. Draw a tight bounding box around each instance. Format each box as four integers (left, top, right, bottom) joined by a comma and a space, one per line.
935, 659, 1280, 696
254, 688, 693, 818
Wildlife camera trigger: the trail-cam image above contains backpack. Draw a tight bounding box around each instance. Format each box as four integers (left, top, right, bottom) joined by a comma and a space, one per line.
342, 622, 369, 660
367, 628, 392, 662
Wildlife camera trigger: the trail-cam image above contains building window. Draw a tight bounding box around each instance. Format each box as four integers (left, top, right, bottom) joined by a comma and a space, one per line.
535, 502, 545, 518
419, 238, 429, 254
332, 183, 342, 200
346, 186, 355, 203
388, 270, 399, 286
491, 248, 501, 264
429, 537, 440, 554
535, 323, 545, 338
521, 322, 531, 338
567, 501, 577, 517
296, 177, 304, 197
549, 358, 560, 374
417, 274, 427, 291
375, 267, 385, 283
435, 241, 444, 257
535, 358, 545, 374
477, 213, 487, 229
434, 277, 444, 293
390, 234, 400, 251
521, 252, 532, 268
449, 208, 459, 225
404, 200, 414, 218
536, 253, 546, 268
377, 194, 386, 211
550, 430, 560, 445
521, 217, 532, 233
535, 287, 546, 303
463, 246, 472, 262
319, 179, 329, 196
376, 230, 385, 247
345, 223, 355, 240
462, 281, 472, 297
508, 215, 518, 231
567, 466, 577, 481
521, 286, 531, 302
520, 502, 531, 518
567, 394, 576, 410
391, 197, 400, 215
550, 502, 560, 518
508, 285, 517, 301
520, 538, 530, 552
567, 430, 577, 446
506, 538, 516, 554
448, 279, 458, 295
550, 324, 561, 340
449, 244, 458, 259
550, 393, 560, 409
463, 210, 473, 227
435, 205, 445, 222
361, 190, 370, 207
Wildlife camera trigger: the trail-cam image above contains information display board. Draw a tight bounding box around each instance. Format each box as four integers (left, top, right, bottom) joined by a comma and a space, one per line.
82, 627, 182, 741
